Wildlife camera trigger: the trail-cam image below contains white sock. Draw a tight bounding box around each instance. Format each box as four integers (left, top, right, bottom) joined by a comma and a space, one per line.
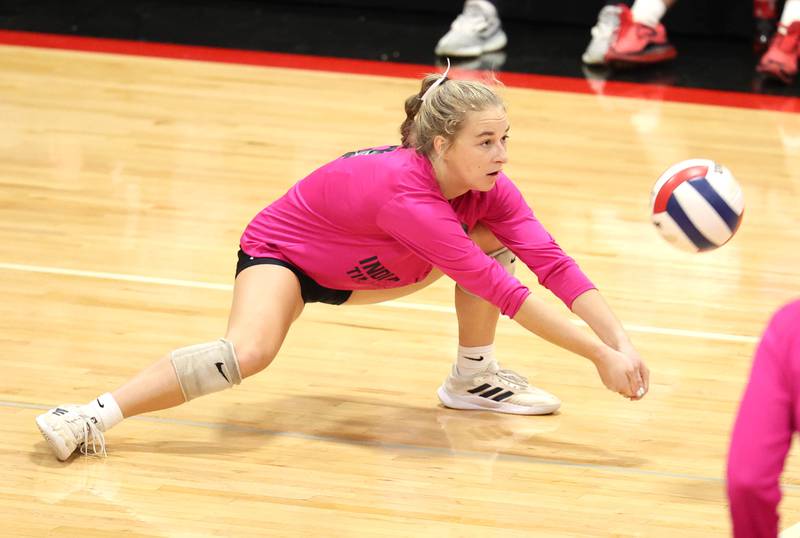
781, 0, 800, 30
81, 392, 124, 432
456, 344, 497, 375
631, 0, 667, 28
467, 0, 499, 19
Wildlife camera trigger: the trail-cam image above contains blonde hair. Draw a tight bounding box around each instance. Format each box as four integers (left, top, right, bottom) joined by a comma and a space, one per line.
400, 74, 505, 156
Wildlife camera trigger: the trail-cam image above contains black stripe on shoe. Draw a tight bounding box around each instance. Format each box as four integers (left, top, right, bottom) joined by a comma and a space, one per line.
491, 390, 514, 401
468, 383, 492, 394
479, 387, 504, 398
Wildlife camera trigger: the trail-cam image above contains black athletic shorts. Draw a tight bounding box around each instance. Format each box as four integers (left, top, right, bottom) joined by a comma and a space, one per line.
235, 249, 352, 305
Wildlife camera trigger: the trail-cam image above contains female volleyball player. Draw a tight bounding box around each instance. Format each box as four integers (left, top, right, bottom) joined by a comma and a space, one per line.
727, 300, 800, 536
36, 67, 649, 461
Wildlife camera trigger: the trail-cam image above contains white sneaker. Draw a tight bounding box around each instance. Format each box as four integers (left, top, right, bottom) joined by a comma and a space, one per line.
582, 4, 623, 65
36, 406, 106, 461
437, 365, 561, 415
435, 0, 508, 57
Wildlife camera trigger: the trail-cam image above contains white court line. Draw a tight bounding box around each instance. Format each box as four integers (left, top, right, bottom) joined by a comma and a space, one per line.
380, 301, 758, 344
0, 262, 232, 291
0, 261, 758, 344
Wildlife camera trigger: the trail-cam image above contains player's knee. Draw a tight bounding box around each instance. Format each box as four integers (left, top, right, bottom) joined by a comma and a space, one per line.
226, 338, 279, 377
468, 223, 504, 253
468, 224, 515, 274
464, 223, 515, 267
170, 338, 243, 401
488, 246, 516, 276
457, 247, 516, 298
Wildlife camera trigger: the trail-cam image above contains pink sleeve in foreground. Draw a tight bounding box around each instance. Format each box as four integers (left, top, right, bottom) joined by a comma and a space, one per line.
727, 301, 800, 537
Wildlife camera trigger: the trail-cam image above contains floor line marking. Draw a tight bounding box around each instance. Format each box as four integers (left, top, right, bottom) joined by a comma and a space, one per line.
0, 261, 759, 343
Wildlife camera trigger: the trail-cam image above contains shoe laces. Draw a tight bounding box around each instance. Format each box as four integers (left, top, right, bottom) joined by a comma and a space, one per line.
67, 412, 107, 457
493, 368, 529, 388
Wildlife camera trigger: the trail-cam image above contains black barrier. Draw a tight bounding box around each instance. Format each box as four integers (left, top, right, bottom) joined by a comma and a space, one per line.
295, 0, 764, 38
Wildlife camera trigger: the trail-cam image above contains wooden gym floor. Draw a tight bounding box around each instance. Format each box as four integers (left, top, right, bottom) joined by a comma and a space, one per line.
1, 39, 800, 536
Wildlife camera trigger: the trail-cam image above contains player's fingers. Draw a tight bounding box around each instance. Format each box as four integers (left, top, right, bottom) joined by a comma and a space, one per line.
628, 369, 644, 400
641, 363, 650, 393
624, 370, 639, 399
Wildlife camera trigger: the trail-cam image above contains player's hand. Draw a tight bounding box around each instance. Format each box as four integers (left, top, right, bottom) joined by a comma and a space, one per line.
594, 344, 649, 400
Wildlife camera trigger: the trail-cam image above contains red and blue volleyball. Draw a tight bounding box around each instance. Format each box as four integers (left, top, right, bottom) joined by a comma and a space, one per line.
650, 159, 744, 252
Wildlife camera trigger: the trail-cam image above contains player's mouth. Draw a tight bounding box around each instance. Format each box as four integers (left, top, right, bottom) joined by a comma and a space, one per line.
487, 170, 501, 177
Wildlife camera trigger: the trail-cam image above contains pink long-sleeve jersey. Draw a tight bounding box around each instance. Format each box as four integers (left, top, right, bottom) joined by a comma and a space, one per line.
727, 300, 800, 537
240, 146, 595, 317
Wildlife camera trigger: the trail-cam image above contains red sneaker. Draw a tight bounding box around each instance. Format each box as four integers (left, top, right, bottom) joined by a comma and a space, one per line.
605, 8, 677, 65
757, 22, 800, 84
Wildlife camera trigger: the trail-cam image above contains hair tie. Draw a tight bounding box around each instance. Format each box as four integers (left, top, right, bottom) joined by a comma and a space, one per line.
420, 58, 451, 103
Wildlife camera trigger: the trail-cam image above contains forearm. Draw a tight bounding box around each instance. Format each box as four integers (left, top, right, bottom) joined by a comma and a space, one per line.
570, 289, 631, 350
511, 293, 607, 365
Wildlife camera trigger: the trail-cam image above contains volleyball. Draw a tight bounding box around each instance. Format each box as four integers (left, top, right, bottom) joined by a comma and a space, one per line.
650, 159, 744, 252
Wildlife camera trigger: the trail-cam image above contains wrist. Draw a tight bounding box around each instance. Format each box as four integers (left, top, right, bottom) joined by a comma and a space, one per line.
608, 333, 632, 352
588, 341, 612, 366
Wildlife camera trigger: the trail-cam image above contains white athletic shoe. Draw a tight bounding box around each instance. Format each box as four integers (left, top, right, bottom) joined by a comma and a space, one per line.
435, 0, 508, 57
36, 406, 106, 461
437, 364, 561, 415
582, 4, 623, 65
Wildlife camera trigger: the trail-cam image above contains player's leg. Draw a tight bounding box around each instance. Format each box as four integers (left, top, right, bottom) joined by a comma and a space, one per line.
455, 222, 504, 350
117, 263, 304, 415
604, 0, 677, 65
434, 0, 507, 58
583, 2, 626, 65
438, 223, 561, 415
36, 263, 304, 460
757, 0, 800, 83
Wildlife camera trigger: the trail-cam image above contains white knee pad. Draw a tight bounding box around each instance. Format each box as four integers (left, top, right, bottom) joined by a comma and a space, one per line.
488, 247, 516, 276
170, 338, 242, 401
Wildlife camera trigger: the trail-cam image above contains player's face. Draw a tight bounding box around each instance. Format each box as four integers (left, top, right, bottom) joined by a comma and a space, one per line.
444, 106, 509, 193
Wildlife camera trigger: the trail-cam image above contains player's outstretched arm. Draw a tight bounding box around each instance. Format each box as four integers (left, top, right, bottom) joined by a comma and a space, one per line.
511, 292, 647, 400
571, 289, 649, 399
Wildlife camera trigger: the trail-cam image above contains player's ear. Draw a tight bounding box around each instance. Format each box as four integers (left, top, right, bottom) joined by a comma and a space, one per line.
433, 135, 448, 157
